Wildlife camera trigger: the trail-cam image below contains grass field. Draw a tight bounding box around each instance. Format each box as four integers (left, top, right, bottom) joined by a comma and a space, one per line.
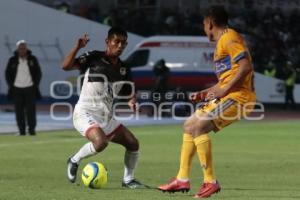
0, 120, 300, 200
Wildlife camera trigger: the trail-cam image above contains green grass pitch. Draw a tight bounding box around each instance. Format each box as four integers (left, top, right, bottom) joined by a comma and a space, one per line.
0, 120, 300, 200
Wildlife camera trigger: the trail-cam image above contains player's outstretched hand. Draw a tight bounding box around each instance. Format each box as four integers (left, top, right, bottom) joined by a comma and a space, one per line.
76, 33, 90, 49
206, 85, 228, 100
128, 97, 138, 111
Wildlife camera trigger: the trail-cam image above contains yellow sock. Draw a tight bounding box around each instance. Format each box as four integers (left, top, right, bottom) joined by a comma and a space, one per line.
176, 133, 196, 180
194, 134, 216, 183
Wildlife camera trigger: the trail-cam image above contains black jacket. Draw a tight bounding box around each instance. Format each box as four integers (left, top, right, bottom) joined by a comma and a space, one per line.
5, 50, 42, 100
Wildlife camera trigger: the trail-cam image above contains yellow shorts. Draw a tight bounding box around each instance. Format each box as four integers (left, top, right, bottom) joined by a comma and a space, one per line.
195, 91, 256, 131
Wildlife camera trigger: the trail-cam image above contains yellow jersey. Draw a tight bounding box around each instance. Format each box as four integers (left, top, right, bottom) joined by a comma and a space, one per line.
213, 28, 254, 92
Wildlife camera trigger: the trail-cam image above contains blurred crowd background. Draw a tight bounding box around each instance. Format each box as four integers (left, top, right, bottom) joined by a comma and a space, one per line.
30, 0, 300, 82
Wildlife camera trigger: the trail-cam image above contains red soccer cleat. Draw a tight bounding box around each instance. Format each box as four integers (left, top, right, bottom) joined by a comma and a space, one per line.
158, 178, 190, 193
193, 181, 221, 198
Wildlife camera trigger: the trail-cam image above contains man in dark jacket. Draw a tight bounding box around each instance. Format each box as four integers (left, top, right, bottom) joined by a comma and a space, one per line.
5, 40, 42, 135
151, 59, 170, 116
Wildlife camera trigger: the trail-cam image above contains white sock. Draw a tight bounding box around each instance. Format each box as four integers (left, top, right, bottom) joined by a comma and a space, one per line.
123, 150, 139, 183
71, 142, 97, 164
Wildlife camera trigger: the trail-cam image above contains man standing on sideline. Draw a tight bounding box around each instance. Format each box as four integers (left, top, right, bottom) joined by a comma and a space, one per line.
158, 6, 256, 198
62, 27, 148, 188
5, 40, 42, 136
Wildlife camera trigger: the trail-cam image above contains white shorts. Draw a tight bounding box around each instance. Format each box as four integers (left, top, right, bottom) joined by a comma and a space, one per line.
73, 105, 123, 139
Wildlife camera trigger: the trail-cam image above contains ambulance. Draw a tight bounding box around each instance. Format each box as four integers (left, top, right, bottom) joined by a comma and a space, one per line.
123, 36, 217, 91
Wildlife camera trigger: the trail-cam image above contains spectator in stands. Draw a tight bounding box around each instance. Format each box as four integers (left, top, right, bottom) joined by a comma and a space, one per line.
88, 1, 101, 21
54, 1, 70, 13
34, 1, 300, 76
283, 61, 297, 109
103, 9, 117, 27
5, 40, 42, 136
264, 58, 277, 78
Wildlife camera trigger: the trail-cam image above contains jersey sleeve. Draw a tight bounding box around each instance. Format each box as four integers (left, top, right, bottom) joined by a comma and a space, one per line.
224, 37, 249, 63
74, 51, 93, 69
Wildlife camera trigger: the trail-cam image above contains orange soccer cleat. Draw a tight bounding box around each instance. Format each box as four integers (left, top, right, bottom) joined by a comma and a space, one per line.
158, 178, 190, 193
193, 181, 221, 198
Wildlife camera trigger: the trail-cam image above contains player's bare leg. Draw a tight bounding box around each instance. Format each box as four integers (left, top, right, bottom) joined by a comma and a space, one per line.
67, 127, 108, 183
185, 113, 221, 198
111, 126, 149, 189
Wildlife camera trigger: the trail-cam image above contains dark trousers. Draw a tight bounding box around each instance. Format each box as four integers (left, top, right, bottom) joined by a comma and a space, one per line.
285, 85, 295, 109
13, 86, 36, 135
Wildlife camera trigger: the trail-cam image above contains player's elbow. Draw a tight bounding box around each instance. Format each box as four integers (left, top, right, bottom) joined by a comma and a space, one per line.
238, 58, 253, 75
244, 63, 253, 75
61, 61, 73, 71
61, 64, 69, 71
241, 64, 252, 76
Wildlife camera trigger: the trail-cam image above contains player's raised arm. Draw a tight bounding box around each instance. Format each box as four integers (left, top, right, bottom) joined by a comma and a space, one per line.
62, 34, 90, 71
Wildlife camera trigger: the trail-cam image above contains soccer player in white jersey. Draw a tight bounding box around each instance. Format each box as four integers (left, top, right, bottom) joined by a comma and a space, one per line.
62, 27, 148, 188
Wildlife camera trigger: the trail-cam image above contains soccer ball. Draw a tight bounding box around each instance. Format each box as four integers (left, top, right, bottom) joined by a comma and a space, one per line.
81, 162, 108, 189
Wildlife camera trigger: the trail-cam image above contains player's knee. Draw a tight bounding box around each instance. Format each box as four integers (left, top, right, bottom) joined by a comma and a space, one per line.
183, 122, 206, 136
93, 138, 108, 152
183, 119, 189, 131
183, 122, 189, 133
183, 125, 196, 135
126, 137, 139, 152
183, 120, 194, 134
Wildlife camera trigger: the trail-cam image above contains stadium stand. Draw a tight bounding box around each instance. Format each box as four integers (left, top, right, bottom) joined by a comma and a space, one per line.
29, 0, 300, 82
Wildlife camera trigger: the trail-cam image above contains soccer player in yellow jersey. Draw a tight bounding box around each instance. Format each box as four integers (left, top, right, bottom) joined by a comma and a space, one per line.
158, 6, 256, 198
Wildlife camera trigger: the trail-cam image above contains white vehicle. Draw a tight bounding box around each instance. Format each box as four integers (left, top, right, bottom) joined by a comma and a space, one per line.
123, 36, 217, 90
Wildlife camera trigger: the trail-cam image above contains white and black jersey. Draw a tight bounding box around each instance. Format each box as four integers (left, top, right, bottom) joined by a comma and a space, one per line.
75, 50, 133, 113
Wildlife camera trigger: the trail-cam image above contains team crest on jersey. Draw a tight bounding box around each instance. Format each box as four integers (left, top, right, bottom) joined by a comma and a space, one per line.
79, 52, 90, 64
120, 67, 127, 75
79, 56, 87, 64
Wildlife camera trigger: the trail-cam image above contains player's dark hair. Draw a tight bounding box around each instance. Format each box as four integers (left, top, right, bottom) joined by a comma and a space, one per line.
107, 27, 127, 39
204, 6, 228, 27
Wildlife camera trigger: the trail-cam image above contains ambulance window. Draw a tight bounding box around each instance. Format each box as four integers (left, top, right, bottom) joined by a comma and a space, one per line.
125, 50, 149, 68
